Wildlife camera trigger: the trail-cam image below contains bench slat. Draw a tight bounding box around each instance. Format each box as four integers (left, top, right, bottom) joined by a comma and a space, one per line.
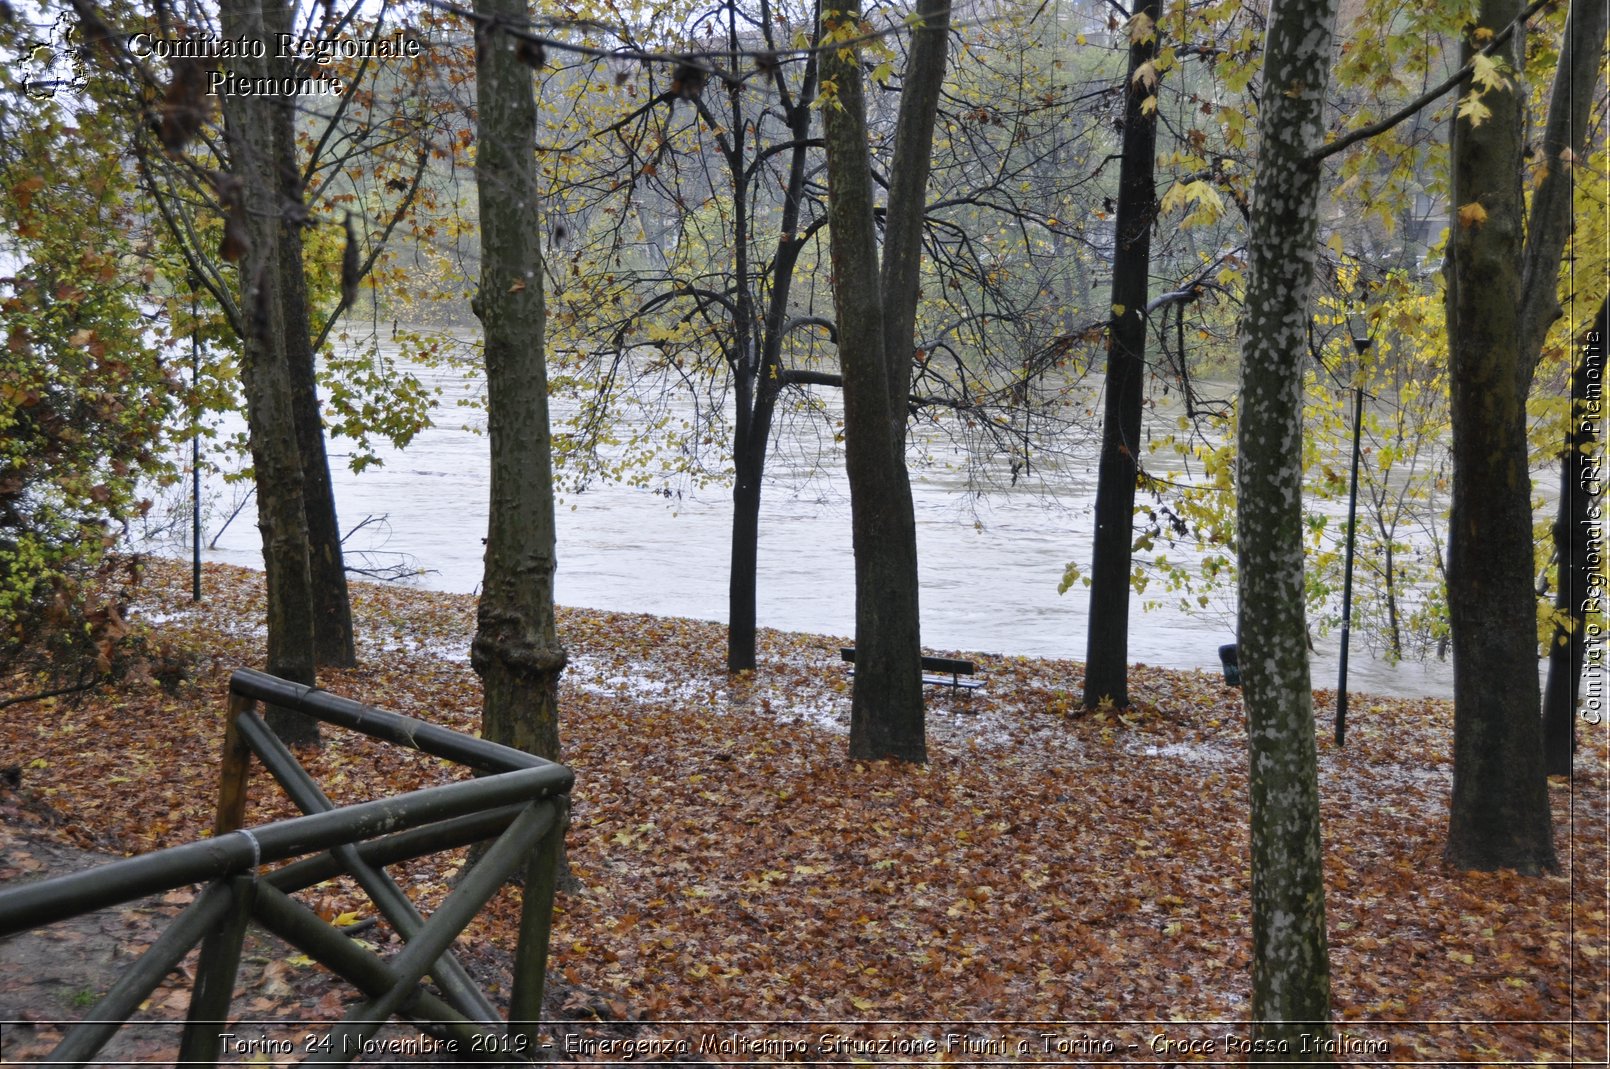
922, 675, 985, 690
840, 648, 977, 673
840, 647, 981, 689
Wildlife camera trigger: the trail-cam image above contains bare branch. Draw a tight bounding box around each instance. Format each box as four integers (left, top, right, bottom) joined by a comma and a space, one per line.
1307, 0, 1556, 164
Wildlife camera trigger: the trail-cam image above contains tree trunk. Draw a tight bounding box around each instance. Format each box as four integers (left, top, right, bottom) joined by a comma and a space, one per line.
727, 414, 766, 672
469, 0, 565, 769
217, 0, 318, 744
1542, 299, 1606, 775
264, 0, 356, 669
284, 264, 356, 669
1235, 0, 1339, 1052
726, 337, 786, 675
726, 11, 819, 674
1517, 0, 1608, 372
726, 364, 786, 674
1442, 0, 1555, 874
722, 16, 762, 676
879, 0, 951, 447
1083, 0, 1159, 710
819, 0, 930, 762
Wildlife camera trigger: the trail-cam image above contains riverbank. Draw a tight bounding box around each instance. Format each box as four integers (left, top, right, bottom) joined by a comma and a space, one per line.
1, 558, 1603, 1063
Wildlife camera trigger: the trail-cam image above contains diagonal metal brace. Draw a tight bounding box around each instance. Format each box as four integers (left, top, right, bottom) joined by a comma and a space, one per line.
233, 709, 501, 1025
249, 883, 509, 1061
325, 799, 559, 1061
47, 880, 235, 1068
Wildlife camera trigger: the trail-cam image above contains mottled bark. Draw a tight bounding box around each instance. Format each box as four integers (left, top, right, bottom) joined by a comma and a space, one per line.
1235, 0, 1338, 1052
819, 0, 946, 761
1442, 0, 1555, 874
1543, 300, 1606, 775
470, 0, 564, 768
1083, 0, 1159, 710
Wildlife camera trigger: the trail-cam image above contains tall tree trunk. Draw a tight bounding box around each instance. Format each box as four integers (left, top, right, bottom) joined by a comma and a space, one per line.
727, 380, 788, 672
264, 0, 355, 669
1542, 299, 1606, 775
1083, 0, 1159, 710
1516, 0, 1607, 370
722, 8, 762, 676
470, 0, 565, 767
730, 363, 785, 676
819, 0, 949, 762
1441, 0, 1555, 874
1236, 0, 1339, 1052
282, 244, 356, 669
217, 0, 318, 744
727, 437, 764, 672
727, 369, 786, 677
726, 7, 820, 674
879, 0, 951, 445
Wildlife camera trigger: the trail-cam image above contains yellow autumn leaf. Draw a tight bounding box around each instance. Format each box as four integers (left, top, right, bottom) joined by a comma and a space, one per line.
1456, 91, 1491, 126
1159, 179, 1224, 228
850, 995, 877, 1011
1111, 303, 1126, 317
1470, 54, 1510, 92
332, 911, 363, 927
1160, 181, 1187, 216
1457, 202, 1488, 229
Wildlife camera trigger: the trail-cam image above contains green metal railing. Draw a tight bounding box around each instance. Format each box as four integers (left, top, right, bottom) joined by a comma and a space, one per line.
0, 667, 573, 1066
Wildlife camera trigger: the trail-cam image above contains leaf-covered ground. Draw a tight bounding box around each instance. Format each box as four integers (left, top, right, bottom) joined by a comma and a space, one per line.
1, 558, 1604, 1065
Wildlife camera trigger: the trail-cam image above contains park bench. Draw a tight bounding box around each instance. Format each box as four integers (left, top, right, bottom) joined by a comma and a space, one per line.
839, 647, 984, 692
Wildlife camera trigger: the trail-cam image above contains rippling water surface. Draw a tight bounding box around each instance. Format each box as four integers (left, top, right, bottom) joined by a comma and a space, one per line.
165, 353, 1458, 700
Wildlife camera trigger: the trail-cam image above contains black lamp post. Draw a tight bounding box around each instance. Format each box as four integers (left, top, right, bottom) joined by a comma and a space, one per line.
1335, 316, 1371, 747
189, 273, 202, 602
